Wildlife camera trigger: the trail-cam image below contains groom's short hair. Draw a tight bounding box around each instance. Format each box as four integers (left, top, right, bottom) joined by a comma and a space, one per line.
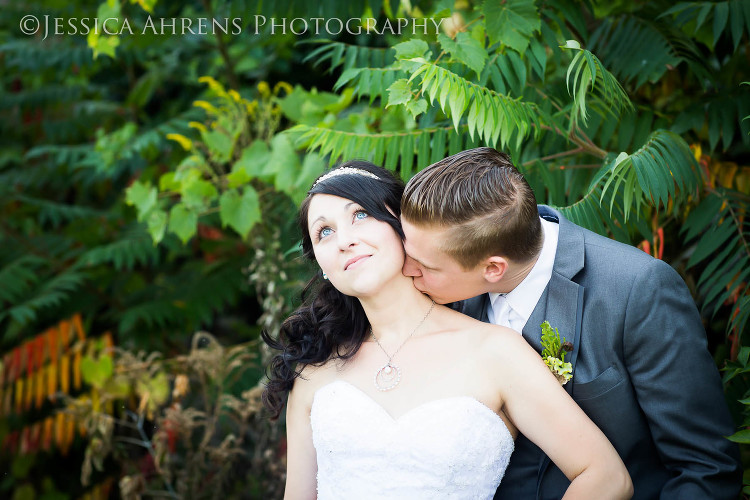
402, 147, 543, 269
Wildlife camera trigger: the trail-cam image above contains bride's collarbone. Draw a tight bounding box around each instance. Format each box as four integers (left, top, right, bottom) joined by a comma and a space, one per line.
329, 362, 497, 417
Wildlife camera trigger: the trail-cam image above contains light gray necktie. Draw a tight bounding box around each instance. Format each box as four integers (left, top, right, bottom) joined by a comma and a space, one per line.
492, 295, 512, 328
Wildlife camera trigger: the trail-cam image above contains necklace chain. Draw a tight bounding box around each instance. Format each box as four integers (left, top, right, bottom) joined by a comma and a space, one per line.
370, 300, 435, 391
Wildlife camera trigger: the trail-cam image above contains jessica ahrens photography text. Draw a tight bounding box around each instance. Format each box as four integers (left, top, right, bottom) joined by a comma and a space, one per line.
19, 15, 447, 40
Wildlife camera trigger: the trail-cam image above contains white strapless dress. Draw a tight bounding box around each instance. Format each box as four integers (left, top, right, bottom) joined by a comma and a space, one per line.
311, 380, 514, 499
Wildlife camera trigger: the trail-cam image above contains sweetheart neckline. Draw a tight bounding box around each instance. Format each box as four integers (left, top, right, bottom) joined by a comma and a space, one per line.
313, 380, 512, 436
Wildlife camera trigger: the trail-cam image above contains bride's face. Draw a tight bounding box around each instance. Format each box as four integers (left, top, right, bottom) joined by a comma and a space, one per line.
307, 193, 405, 298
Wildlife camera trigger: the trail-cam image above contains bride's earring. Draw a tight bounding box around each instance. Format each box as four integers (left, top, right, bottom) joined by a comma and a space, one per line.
322, 272, 328, 280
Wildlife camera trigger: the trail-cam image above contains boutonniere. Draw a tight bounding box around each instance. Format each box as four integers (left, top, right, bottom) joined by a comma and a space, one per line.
540, 321, 573, 385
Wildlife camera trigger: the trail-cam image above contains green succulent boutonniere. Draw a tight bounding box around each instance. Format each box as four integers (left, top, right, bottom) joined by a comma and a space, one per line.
540, 321, 573, 385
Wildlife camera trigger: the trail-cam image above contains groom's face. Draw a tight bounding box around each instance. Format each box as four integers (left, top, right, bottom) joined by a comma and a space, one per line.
400, 218, 487, 304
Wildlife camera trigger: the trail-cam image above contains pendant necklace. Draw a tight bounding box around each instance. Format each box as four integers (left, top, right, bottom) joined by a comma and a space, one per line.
370, 299, 435, 392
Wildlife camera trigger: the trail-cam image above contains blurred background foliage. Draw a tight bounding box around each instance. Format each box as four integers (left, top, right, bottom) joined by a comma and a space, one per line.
0, 0, 748, 498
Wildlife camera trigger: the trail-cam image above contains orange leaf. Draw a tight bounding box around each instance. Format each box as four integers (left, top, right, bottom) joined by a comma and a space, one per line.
35, 335, 45, 372
30, 422, 41, 453
25, 342, 34, 377
25, 374, 34, 411
55, 411, 65, 450
656, 227, 664, 260
34, 368, 45, 409
14, 378, 23, 414
1, 352, 8, 387
42, 416, 54, 451
102, 331, 114, 354
59, 320, 70, 352
48, 327, 59, 365
47, 363, 57, 403
72, 313, 86, 342
59, 355, 70, 395
73, 350, 82, 390
63, 413, 75, 455
12, 347, 21, 383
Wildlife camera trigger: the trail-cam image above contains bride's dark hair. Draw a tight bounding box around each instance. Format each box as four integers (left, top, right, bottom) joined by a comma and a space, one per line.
261, 160, 405, 419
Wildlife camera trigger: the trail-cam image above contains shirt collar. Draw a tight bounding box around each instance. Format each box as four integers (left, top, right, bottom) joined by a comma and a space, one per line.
488, 217, 559, 325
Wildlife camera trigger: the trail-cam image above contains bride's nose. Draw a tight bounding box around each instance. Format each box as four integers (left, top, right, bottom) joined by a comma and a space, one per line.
336, 225, 359, 250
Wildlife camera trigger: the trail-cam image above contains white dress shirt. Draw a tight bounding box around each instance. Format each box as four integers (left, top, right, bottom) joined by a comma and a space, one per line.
488, 217, 559, 333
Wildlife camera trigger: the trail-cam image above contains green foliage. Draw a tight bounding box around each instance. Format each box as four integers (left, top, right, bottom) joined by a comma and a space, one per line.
67, 333, 282, 499
540, 320, 569, 361
540, 320, 573, 385
599, 130, 701, 220
589, 16, 683, 89
483, 0, 541, 54
1, 0, 749, 495
683, 189, 750, 327
662, 0, 750, 51
561, 39, 633, 129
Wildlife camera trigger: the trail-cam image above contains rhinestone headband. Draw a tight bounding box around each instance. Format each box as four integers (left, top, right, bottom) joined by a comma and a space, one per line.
312, 167, 380, 188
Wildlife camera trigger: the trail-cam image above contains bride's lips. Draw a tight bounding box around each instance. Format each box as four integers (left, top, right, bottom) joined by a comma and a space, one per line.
344, 255, 370, 270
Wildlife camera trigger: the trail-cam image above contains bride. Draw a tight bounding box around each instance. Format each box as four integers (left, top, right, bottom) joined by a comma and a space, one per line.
262, 161, 632, 499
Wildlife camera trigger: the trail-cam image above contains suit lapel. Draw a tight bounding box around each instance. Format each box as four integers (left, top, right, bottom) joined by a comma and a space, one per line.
532, 206, 586, 488
523, 207, 585, 387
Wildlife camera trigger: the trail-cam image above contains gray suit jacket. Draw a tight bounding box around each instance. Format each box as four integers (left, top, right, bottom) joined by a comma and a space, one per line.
457, 206, 741, 500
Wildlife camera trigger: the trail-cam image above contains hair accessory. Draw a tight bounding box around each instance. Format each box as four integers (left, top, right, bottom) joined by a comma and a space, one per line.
312, 167, 380, 188
370, 299, 435, 391
322, 273, 328, 280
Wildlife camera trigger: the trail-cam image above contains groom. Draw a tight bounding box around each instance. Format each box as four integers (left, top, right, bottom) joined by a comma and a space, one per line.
399, 147, 741, 499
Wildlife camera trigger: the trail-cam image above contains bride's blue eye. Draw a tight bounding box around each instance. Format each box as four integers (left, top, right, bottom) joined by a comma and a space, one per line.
319, 227, 333, 239
354, 210, 368, 220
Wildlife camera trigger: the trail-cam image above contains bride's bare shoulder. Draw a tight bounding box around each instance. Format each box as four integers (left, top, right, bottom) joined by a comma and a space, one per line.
434, 306, 531, 356
290, 359, 340, 405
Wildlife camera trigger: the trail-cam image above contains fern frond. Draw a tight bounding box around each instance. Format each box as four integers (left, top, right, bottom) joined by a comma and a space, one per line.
117, 298, 187, 333
126, 108, 204, 162
408, 61, 549, 149
0, 40, 94, 72
661, 1, 750, 50
301, 40, 395, 73
177, 260, 248, 326
561, 40, 633, 128
291, 124, 480, 177
115, 259, 247, 334
481, 50, 529, 97
589, 16, 682, 90
682, 188, 750, 331
13, 194, 110, 229
0, 254, 47, 305
334, 67, 406, 104
24, 144, 92, 167
0, 268, 89, 341
557, 180, 632, 243
598, 130, 700, 220
706, 93, 750, 151
0, 84, 86, 110
78, 228, 161, 271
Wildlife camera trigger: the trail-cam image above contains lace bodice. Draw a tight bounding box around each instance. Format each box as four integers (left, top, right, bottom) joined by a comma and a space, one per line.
311, 380, 514, 499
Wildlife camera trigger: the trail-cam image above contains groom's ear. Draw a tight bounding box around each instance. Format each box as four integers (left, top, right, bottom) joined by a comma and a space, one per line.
482, 256, 508, 283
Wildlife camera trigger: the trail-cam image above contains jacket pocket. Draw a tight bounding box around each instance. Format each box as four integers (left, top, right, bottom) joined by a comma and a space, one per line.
573, 365, 624, 401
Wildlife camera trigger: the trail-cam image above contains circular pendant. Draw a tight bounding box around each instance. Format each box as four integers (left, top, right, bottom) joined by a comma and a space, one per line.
374, 363, 401, 391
